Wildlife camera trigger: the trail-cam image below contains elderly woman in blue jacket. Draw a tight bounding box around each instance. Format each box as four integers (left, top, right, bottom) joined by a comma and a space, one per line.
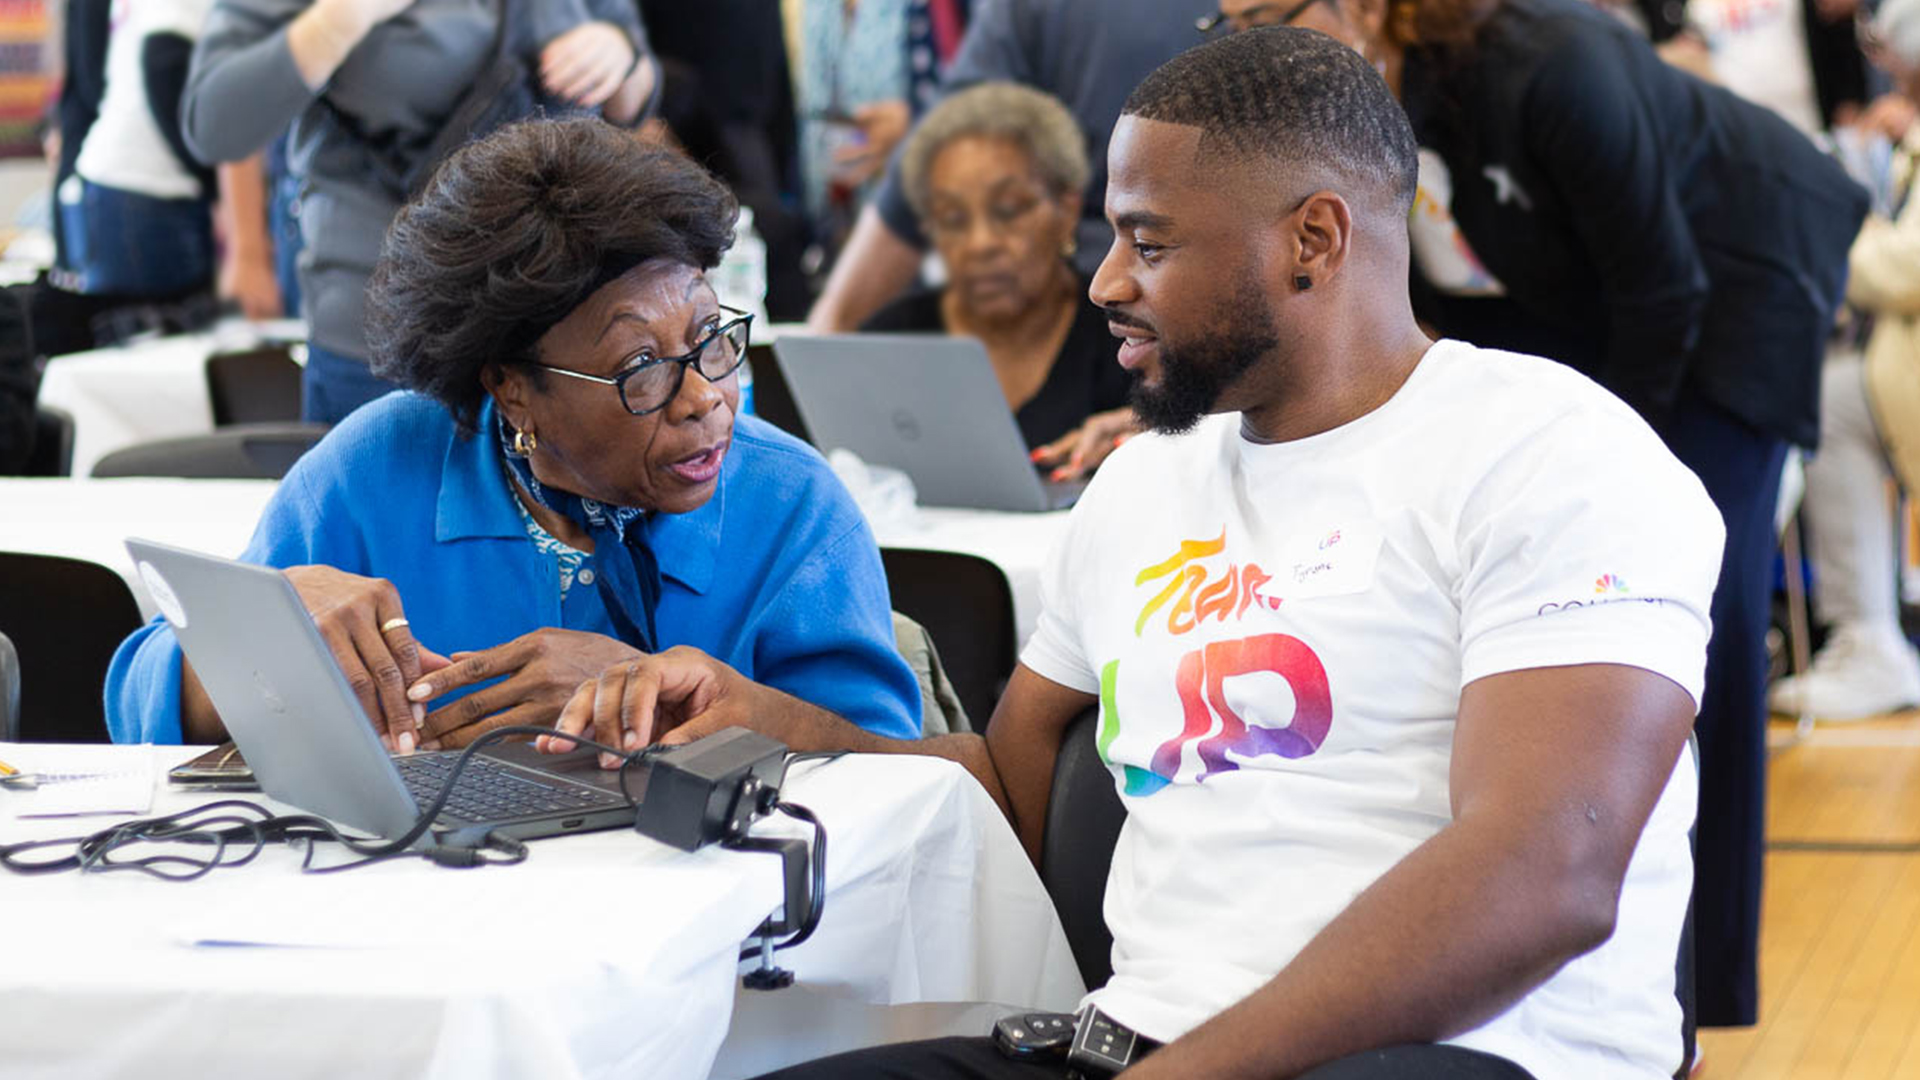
106, 119, 922, 755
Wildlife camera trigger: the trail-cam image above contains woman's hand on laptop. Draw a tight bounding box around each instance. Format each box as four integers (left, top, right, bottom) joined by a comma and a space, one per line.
542, 647, 764, 768
283, 565, 439, 754
1030, 407, 1141, 482
405, 629, 646, 751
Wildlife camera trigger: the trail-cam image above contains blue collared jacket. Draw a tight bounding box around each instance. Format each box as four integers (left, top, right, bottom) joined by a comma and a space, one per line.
105, 393, 923, 744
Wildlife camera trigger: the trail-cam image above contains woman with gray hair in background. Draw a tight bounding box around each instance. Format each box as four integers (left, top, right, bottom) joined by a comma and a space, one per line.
861, 82, 1138, 482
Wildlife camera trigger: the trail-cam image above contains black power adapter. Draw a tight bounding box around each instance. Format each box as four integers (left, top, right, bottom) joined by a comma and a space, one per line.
633, 727, 790, 851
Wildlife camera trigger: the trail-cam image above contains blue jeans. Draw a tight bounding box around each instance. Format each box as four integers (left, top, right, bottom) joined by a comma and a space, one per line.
57, 179, 213, 298
303, 342, 399, 425
266, 135, 304, 317
1658, 384, 1789, 1029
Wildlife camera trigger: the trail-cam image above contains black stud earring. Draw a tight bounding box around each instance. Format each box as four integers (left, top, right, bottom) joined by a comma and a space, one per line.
1294, 274, 1313, 292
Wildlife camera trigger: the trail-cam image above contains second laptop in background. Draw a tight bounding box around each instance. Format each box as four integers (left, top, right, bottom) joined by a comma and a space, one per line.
770, 334, 1085, 513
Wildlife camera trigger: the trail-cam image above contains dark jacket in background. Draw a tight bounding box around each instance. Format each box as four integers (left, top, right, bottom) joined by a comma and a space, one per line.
52, 0, 110, 273
1404, 0, 1868, 448
639, 0, 807, 319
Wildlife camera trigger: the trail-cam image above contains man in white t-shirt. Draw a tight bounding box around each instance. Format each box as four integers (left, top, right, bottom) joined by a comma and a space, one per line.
556, 27, 1725, 1080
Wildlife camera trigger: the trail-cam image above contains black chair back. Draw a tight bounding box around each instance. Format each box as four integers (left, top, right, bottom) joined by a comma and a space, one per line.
0, 553, 143, 742
1, 629, 19, 742
879, 548, 1016, 732
90, 423, 328, 480
23, 406, 75, 477
1040, 707, 1127, 990
206, 346, 303, 426
746, 343, 812, 444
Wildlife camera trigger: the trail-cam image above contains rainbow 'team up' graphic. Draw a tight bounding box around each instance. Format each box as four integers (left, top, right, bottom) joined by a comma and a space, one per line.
1594, 574, 1629, 595
1103, 530, 1334, 796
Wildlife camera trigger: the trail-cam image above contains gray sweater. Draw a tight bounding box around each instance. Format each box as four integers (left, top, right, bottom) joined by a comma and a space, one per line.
184, 0, 649, 362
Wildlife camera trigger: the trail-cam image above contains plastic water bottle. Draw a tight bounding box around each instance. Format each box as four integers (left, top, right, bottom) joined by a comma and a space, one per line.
713, 207, 770, 415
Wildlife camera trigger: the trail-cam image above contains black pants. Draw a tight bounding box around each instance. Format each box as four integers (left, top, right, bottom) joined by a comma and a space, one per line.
753, 1037, 1534, 1079
1660, 386, 1789, 1028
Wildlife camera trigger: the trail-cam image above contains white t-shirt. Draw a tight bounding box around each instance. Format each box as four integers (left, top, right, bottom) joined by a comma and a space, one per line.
1411, 150, 1506, 297
1690, 0, 1823, 137
1021, 340, 1724, 1080
74, 0, 215, 201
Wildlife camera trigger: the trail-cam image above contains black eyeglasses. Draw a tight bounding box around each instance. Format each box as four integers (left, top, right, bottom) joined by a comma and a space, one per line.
1196, 0, 1328, 33
531, 307, 753, 416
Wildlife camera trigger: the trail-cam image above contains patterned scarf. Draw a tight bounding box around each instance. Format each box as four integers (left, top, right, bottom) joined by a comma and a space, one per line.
498, 415, 661, 652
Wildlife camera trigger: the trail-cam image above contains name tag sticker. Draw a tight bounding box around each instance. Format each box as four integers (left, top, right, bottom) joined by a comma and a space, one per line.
1274, 520, 1384, 601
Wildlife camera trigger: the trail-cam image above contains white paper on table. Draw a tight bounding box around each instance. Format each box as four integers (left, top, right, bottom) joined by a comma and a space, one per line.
18, 747, 156, 817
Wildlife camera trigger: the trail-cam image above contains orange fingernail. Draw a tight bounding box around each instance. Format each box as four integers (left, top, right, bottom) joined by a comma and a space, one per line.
1050, 467, 1069, 482
1029, 448, 1046, 462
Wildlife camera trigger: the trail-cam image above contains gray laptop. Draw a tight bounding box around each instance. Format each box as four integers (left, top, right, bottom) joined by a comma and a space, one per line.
771, 334, 1088, 512
125, 539, 640, 848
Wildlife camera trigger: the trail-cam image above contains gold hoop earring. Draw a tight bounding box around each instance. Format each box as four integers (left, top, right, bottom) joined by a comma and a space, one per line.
512, 428, 539, 456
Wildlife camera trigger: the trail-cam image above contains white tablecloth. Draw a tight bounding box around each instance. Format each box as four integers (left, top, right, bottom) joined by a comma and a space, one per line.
0, 479, 1066, 645
0, 478, 277, 620
37, 323, 306, 477
0, 744, 1083, 1080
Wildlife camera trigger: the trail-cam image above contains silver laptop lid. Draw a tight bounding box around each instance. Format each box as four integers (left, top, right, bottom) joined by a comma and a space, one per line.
772, 333, 1062, 513
123, 539, 425, 844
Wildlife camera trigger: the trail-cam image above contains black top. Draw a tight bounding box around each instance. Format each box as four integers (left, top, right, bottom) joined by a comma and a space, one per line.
53, 0, 110, 272
863, 278, 1130, 449
1403, 0, 1867, 447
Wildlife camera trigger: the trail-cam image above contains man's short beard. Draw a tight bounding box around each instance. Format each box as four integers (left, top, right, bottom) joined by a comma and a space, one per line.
1126, 287, 1280, 435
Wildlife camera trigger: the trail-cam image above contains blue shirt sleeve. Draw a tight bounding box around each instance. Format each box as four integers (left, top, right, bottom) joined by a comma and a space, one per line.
103, 469, 337, 744
753, 521, 923, 741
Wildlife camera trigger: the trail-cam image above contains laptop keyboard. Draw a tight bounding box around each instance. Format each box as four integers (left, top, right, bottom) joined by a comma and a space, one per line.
395, 752, 626, 823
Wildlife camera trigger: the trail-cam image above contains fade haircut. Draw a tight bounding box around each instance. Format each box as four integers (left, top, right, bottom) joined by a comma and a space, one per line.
1122, 27, 1418, 217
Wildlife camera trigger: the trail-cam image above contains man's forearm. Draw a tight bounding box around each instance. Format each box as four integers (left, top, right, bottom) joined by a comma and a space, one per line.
737, 687, 1011, 818
180, 659, 230, 744
1124, 818, 1620, 1080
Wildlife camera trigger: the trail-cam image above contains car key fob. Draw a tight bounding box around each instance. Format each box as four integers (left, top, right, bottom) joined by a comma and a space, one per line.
991, 1011, 1077, 1060
1065, 1007, 1160, 1077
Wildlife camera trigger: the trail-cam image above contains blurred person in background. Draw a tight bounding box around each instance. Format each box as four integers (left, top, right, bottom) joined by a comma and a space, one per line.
805, 0, 1215, 333
794, 0, 970, 258
1771, 0, 1920, 721
182, 0, 658, 425
1214, 0, 1867, 1031
1594, 0, 1876, 135
52, 0, 279, 337
638, 0, 809, 321
863, 82, 1135, 479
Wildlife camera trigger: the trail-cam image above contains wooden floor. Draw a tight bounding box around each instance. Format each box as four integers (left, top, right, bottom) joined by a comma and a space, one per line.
1695, 711, 1920, 1079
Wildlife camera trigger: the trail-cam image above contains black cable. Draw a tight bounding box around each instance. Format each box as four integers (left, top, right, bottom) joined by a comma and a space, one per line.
731, 798, 828, 962
784, 751, 848, 768
0, 727, 653, 880
771, 801, 827, 952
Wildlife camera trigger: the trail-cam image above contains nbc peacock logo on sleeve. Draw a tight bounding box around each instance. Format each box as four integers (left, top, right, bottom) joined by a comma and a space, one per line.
1538, 573, 1660, 615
